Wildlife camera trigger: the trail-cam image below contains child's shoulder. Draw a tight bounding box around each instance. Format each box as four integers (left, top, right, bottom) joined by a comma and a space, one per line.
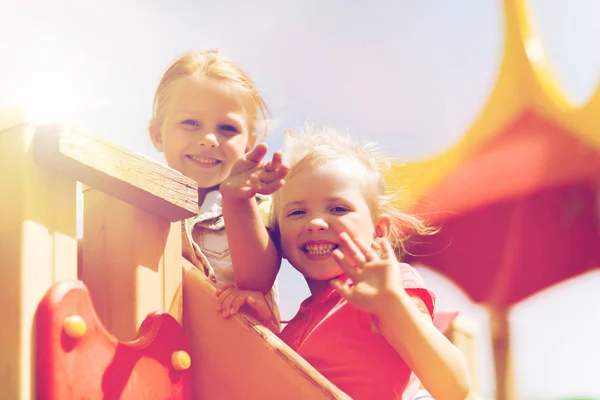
398, 263, 436, 317
398, 263, 427, 289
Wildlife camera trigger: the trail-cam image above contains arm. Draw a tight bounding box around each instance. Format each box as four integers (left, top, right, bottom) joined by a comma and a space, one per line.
330, 231, 470, 400
374, 292, 470, 400
222, 195, 279, 293
220, 143, 288, 294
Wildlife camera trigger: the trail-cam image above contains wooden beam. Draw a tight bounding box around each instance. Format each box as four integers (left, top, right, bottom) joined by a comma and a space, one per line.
33, 123, 198, 222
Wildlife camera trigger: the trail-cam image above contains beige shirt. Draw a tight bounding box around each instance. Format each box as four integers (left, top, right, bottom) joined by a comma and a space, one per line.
180, 190, 281, 326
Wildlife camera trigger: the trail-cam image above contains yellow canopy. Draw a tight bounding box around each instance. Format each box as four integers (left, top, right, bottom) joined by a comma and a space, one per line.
388, 0, 600, 208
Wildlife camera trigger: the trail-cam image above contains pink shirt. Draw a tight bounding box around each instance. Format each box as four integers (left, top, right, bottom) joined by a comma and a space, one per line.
280, 264, 435, 400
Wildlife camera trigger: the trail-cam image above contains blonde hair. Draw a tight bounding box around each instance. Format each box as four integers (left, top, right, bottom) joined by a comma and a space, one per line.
150, 50, 270, 138
271, 126, 433, 258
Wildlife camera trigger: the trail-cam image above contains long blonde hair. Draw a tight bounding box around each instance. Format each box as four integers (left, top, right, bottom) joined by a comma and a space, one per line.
150, 50, 270, 138
270, 126, 434, 258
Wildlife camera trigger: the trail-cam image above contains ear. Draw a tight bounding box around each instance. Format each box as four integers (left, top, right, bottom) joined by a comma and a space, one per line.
374, 214, 392, 240
148, 121, 164, 153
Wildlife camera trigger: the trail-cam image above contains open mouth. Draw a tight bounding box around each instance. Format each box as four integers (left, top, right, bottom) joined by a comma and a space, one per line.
187, 155, 221, 165
302, 243, 339, 256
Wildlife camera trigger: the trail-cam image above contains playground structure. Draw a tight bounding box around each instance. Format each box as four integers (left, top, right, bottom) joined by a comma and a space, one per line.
0, 111, 478, 399
3, 0, 597, 398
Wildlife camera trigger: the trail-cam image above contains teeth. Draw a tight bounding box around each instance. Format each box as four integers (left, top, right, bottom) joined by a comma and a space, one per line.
189, 155, 219, 164
304, 243, 338, 255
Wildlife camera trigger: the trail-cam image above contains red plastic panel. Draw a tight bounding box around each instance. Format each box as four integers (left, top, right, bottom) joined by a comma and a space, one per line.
34, 280, 192, 399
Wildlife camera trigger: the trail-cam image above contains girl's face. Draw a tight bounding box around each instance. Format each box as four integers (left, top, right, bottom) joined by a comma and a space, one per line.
150, 75, 255, 191
277, 159, 389, 287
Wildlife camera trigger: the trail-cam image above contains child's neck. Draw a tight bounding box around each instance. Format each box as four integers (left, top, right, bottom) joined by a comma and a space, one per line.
306, 277, 337, 298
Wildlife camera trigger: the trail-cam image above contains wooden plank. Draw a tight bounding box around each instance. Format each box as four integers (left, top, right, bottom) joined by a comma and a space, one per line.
81, 189, 183, 341
33, 123, 198, 222
163, 221, 184, 315
0, 123, 78, 399
490, 307, 514, 400
182, 263, 350, 400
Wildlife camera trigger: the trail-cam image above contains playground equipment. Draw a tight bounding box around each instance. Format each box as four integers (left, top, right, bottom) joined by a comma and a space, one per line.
0, 112, 346, 399
0, 111, 479, 398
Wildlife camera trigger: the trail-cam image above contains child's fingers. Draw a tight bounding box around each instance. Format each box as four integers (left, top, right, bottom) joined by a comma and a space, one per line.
380, 238, 396, 261
217, 286, 240, 316
350, 233, 380, 263
371, 240, 382, 251
220, 290, 240, 318
258, 165, 289, 183
332, 249, 361, 282
215, 284, 235, 297
267, 151, 283, 172
215, 285, 236, 311
336, 231, 368, 267
255, 179, 285, 195
245, 143, 268, 163
263, 160, 273, 173
229, 292, 252, 316
329, 220, 370, 265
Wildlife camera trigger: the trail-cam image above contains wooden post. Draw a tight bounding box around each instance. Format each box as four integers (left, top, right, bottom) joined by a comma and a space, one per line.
33, 123, 198, 341
0, 120, 78, 399
81, 189, 182, 340
490, 307, 515, 400
444, 314, 480, 394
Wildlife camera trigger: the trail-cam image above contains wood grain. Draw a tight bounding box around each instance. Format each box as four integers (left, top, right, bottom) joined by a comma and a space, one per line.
34, 123, 198, 222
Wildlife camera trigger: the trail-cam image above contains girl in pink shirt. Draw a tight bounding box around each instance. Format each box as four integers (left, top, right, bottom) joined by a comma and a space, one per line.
217, 127, 471, 399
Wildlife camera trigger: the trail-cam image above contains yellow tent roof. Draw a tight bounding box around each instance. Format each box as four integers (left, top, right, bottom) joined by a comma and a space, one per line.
388, 0, 600, 207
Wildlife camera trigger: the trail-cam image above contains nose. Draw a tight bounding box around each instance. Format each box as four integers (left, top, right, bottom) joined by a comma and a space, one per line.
198, 131, 218, 148
307, 217, 328, 232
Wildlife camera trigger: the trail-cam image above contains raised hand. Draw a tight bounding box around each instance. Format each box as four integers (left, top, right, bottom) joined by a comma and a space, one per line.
330, 230, 406, 316
220, 143, 289, 200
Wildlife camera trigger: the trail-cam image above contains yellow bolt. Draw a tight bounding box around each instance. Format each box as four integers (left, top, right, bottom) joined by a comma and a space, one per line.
171, 350, 191, 371
63, 315, 87, 339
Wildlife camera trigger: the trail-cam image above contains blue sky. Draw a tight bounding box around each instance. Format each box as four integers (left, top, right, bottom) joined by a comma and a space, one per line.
1, 1, 599, 398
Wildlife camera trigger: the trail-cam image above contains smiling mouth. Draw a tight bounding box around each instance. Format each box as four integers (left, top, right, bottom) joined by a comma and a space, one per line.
187, 155, 221, 165
302, 243, 339, 256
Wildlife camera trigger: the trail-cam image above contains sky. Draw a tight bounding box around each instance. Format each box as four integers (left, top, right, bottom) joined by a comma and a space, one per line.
1, 1, 599, 398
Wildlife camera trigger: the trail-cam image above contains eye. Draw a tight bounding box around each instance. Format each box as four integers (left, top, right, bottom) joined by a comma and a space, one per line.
287, 209, 306, 217
330, 205, 350, 213
181, 119, 201, 128
218, 124, 240, 136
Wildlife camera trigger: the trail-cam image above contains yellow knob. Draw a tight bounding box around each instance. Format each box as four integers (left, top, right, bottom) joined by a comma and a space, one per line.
63, 315, 87, 339
171, 350, 191, 371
